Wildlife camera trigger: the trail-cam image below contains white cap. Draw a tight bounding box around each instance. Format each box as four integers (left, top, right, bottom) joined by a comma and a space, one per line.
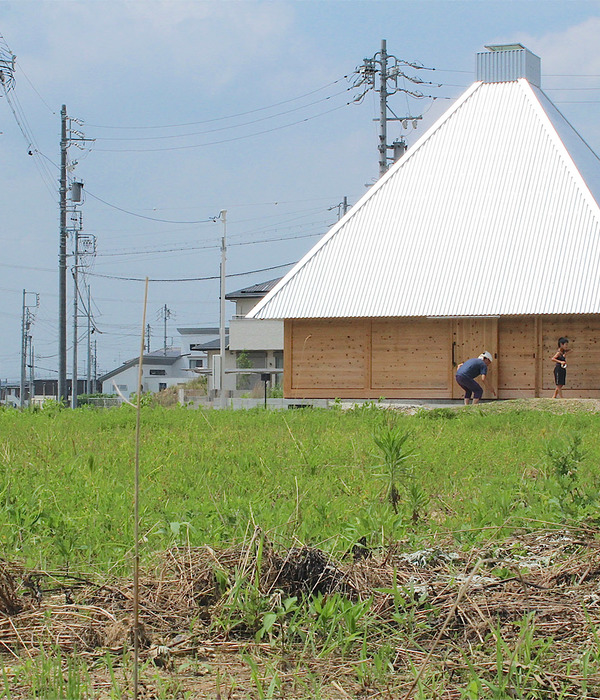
479, 351, 493, 362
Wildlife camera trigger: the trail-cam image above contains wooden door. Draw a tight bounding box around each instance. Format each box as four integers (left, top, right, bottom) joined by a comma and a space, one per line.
451, 318, 498, 399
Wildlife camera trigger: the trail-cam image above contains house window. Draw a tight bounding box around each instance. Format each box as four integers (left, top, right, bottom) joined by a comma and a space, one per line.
117, 384, 128, 391
189, 359, 204, 369
149, 369, 167, 376
158, 382, 167, 391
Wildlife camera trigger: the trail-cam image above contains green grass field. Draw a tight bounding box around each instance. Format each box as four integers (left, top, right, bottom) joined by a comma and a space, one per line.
1, 402, 600, 698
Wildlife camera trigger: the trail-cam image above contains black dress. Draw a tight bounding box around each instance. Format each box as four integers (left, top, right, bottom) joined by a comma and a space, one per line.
554, 352, 567, 386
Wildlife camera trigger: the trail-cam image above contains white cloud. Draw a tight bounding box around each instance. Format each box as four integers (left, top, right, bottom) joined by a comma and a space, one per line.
521, 16, 600, 76
3, 1, 296, 95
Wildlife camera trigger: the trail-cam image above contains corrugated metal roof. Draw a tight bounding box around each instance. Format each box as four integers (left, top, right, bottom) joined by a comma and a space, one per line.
249, 78, 600, 320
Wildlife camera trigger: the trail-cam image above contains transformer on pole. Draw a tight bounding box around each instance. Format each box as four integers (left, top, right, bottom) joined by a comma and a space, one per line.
353, 40, 434, 177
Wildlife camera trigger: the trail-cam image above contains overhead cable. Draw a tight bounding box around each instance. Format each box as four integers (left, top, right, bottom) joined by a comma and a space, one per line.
92, 103, 353, 153
85, 189, 218, 224
84, 76, 350, 129
87, 261, 296, 283
91, 88, 354, 142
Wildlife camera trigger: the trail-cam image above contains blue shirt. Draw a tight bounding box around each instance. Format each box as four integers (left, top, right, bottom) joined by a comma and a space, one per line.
456, 357, 487, 379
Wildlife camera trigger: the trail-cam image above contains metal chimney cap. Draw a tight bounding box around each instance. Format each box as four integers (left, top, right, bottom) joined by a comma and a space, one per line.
485, 43, 528, 52
477, 44, 541, 87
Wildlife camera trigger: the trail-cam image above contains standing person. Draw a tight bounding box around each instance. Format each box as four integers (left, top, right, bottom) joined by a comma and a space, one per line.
455, 351, 497, 405
551, 337, 571, 399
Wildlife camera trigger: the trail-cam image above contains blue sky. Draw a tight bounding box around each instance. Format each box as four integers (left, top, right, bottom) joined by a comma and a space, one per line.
1, 0, 600, 380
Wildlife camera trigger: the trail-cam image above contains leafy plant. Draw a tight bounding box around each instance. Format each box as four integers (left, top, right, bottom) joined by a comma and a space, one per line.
373, 423, 429, 521
544, 433, 596, 518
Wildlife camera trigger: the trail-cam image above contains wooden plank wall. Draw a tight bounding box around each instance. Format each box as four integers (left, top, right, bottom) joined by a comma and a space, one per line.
284, 316, 600, 399
452, 319, 498, 398
371, 318, 451, 392
497, 317, 536, 398
542, 316, 600, 397
285, 319, 369, 396
285, 317, 453, 398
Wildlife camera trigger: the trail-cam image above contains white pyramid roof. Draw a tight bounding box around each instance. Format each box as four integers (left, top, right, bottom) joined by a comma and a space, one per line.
249, 76, 600, 320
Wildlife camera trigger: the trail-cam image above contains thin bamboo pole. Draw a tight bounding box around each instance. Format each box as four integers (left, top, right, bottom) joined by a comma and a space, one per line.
133, 278, 149, 699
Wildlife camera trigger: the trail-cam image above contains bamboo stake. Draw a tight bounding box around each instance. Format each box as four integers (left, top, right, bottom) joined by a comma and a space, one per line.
133, 278, 149, 700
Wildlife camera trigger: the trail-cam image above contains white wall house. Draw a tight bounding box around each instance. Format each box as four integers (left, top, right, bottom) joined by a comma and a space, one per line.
176, 327, 221, 371
99, 329, 223, 400
202, 279, 284, 396
99, 349, 191, 399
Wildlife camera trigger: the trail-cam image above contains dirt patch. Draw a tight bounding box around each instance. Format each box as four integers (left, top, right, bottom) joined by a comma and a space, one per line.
476, 397, 600, 414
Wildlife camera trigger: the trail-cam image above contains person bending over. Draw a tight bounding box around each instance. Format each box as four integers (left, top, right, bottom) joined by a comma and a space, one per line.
455, 351, 496, 405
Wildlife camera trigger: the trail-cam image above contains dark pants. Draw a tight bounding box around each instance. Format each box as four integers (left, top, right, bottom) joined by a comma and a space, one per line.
455, 373, 483, 400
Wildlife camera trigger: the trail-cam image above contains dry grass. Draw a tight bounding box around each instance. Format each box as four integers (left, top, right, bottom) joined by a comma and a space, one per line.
2, 529, 600, 697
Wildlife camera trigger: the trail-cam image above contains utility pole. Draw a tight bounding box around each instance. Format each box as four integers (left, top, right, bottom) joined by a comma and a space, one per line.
330, 197, 351, 221
28, 336, 34, 404
93, 339, 97, 392
157, 305, 172, 356
219, 210, 227, 409
58, 108, 94, 406
20, 290, 27, 409
87, 285, 92, 395
20, 290, 39, 409
163, 306, 168, 355
71, 231, 79, 408
378, 39, 388, 178
59, 105, 67, 403
353, 40, 431, 177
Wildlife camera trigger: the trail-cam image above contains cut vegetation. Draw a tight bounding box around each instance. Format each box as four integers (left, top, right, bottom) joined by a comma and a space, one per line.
1, 400, 600, 698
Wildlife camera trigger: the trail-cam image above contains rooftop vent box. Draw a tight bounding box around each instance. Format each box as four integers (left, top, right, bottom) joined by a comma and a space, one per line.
476, 43, 541, 87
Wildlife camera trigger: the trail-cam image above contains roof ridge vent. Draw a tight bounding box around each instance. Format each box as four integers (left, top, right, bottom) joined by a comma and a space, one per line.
476, 43, 541, 87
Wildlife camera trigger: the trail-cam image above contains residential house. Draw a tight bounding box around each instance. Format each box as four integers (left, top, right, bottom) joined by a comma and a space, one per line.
99, 349, 189, 400
249, 44, 600, 399
202, 279, 283, 396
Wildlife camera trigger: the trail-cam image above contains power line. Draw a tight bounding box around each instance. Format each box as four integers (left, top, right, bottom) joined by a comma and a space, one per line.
87, 260, 296, 283
15, 62, 56, 114
90, 88, 354, 142
84, 76, 350, 130
92, 102, 353, 153
85, 189, 219, 224
95, 227, 328, 259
